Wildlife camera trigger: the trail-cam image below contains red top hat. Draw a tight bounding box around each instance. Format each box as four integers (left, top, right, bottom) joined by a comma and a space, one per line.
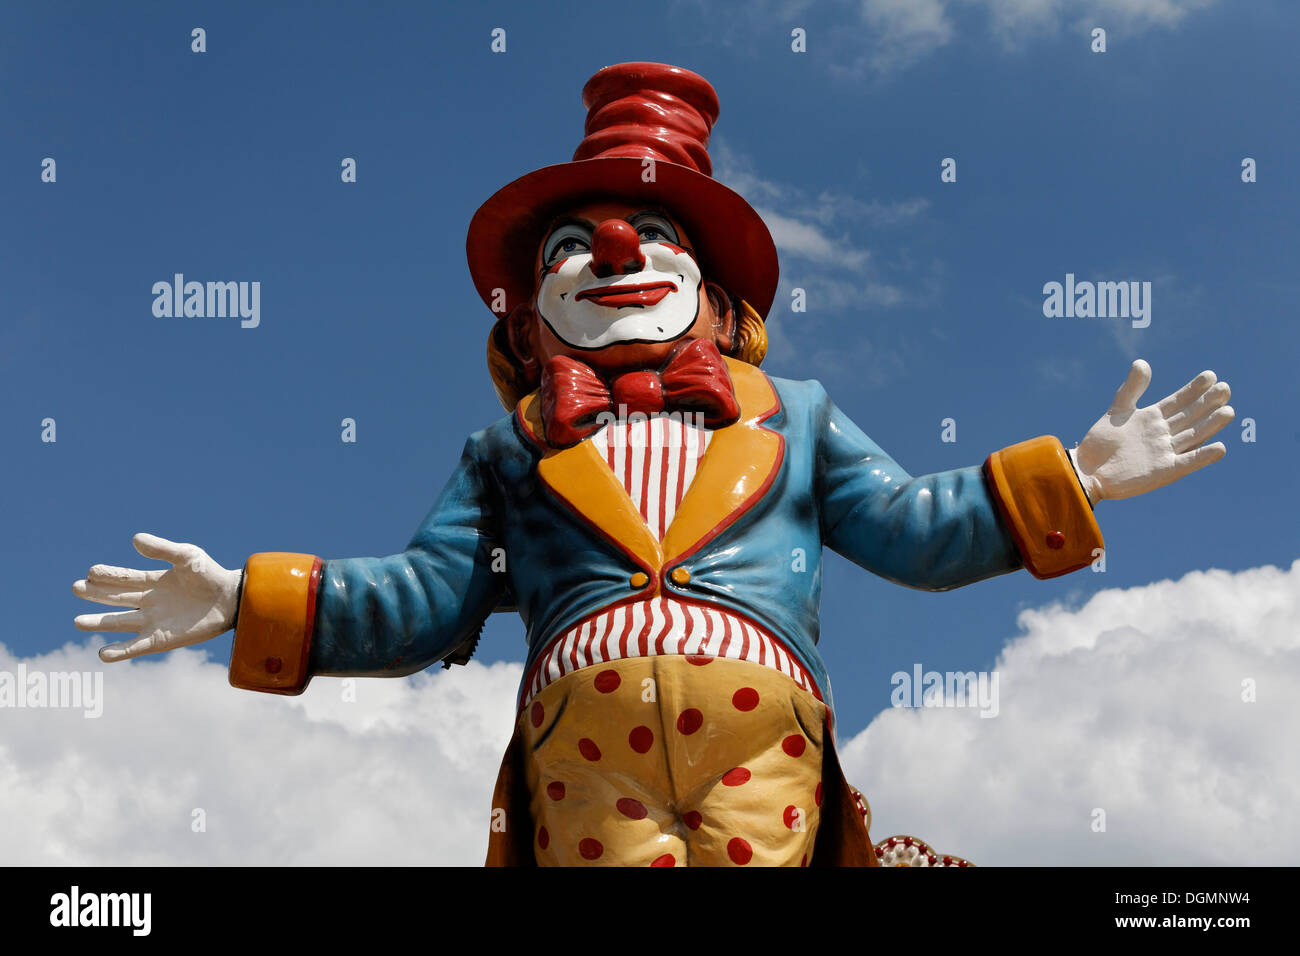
466, 62, 779, 320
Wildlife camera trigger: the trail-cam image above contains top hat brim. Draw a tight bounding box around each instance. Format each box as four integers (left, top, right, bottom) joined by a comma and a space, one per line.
466, 156, 779, 321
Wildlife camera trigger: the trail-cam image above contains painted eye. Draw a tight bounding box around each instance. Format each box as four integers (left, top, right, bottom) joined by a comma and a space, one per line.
632, 214, 679, 246
542, 223, 593, 266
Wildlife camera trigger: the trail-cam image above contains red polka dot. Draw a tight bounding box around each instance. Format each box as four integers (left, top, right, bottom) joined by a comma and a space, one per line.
546, 782, 565, 800
594, 669, 621, 693
784, 805, 806, 830
721, 767, 751, 787
579, 838, 604, 860
815, 782, 823, 806
685, 655, 712, 666
727, 838, 753, 865
651, 854, 676, 867
732, 687, 759, 711
617, 798, 648, 820
682, 811, 702, 830
579, 738, 602, 761
530, 701, 544, 727
628, 725, 654, 753
537, 826, 549, 849
676, 708, 703, 735
782, 734, 807, 757
800, 853, 808, 867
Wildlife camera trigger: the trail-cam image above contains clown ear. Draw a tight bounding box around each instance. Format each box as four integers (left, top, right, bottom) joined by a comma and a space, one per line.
487, 305, 540, 411
730, 297, 768, 368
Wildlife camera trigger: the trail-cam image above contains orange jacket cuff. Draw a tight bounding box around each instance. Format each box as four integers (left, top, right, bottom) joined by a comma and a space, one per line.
984, 436, 1103, 579
228, 552, 321, 695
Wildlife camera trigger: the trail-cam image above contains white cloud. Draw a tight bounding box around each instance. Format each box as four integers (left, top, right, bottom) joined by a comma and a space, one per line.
839, 559, 1300, 864
755, 207, 872, 271
1078, 0, 1219, 29
0, 640, 521, 865
712, 142, 930, 246
710, 140, 938, 386
5, 558, 1292, 865
859, 0, 955, 72
679, 0, 1220, 72
844, 0, 1221, 73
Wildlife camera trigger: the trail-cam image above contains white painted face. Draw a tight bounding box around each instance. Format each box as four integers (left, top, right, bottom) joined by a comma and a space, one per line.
536, 214, 703, 351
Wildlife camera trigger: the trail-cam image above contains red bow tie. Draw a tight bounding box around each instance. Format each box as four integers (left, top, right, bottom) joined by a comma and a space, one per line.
539, 338, 741, 447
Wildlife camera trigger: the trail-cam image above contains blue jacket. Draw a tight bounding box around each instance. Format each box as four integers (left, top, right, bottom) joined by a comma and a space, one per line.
304, 358, 1036, 709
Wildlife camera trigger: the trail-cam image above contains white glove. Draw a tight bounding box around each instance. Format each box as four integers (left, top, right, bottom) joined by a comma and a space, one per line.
1070, 359, 1233, 504
73, 533, 242, 662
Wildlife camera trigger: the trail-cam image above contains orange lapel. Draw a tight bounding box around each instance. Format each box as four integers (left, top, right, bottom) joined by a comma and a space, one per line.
515, 356, 784, 578
660, 358, 784, 567
517, 390, 663, 577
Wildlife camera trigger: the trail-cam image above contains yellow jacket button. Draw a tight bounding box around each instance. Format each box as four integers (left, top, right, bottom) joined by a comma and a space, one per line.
629, 572, 649, 589
670, 567, 691, 585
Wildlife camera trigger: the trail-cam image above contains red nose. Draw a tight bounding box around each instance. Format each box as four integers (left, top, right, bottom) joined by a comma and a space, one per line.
589, 219, 646, 278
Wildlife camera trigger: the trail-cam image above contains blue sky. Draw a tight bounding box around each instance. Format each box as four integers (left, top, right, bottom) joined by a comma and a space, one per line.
4, 0, 1296, 744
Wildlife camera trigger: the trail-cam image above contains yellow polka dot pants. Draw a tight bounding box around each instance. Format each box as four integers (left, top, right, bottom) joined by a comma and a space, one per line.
521, 655, 827, 866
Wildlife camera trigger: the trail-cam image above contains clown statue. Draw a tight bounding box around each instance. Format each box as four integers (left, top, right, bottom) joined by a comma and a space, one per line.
74, 63, 1234, 867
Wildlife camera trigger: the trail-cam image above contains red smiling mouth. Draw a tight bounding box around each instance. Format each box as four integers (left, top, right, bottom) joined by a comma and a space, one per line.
574, 281, 678, 308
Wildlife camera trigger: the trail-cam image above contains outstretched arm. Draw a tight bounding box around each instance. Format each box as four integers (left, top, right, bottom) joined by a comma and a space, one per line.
814, 385, 1036, 591
74, 435, 508, 694
815, 359, 1231, 592
305, 439, 507, 682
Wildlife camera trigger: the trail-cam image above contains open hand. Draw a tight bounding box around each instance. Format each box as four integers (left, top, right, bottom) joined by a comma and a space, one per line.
1071, 360, 1234, 503
73, 533, 241, 662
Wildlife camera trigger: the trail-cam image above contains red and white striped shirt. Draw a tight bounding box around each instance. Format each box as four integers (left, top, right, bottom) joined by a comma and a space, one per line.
591, 411, 712, 541
521, 414, 818, 708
